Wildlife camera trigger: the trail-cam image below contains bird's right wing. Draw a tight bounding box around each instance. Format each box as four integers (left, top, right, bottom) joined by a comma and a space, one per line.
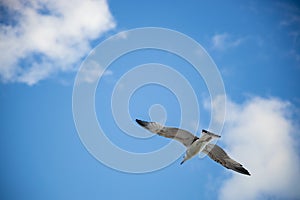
136, 119, 198, 147
203, 144, 251, 176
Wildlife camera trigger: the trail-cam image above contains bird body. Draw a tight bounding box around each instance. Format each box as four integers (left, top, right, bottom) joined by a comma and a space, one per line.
181, 130, 220, 164
136, 119, 250, 176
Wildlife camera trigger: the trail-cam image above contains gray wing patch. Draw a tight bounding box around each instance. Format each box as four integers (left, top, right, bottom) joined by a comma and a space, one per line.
204, 144, 251, 176
158, 127, 198, 147
136, 119, 198, 147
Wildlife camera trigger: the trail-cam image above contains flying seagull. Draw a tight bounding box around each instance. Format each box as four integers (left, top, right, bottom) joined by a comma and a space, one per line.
136, 119, 250, 176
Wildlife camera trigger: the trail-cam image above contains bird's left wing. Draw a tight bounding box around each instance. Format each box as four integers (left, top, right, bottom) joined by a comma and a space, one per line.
203, 144, 251, 176
136, 119, 198, 147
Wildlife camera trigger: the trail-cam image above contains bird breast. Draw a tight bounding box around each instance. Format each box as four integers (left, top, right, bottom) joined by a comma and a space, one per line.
186, 139, 207, 157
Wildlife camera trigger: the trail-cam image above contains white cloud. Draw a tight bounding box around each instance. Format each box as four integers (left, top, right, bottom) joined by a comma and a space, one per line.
0, 0, 115, 85
212, 96, 300, 200
211, 33, 244, 51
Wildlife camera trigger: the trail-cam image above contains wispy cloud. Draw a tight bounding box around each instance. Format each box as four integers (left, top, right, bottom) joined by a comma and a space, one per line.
0, 0, 115, 85
77, 60, 112, 84
277, 2, 300, 27
211, 96, 300, 200
276, 2, 300, 63
114, 30, 129, 40
211, 33, 244, 51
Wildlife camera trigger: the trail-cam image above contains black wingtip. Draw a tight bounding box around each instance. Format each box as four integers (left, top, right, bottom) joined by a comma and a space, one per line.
243, 169, 251, 176
236, 166, 251, 176
136, 119, 147, 127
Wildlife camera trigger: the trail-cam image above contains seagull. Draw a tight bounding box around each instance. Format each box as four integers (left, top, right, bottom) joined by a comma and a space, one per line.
136, 119, 251, 176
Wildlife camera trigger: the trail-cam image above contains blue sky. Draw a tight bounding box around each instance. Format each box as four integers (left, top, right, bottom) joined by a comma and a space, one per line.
1, 0, 300, 200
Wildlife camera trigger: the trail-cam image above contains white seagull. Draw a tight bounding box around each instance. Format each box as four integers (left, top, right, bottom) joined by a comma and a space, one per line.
136, 119, 250, 176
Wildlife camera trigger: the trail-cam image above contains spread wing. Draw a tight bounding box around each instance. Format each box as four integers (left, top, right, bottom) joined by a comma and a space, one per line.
136, 119, 198, 147
203, 144, 251, 176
